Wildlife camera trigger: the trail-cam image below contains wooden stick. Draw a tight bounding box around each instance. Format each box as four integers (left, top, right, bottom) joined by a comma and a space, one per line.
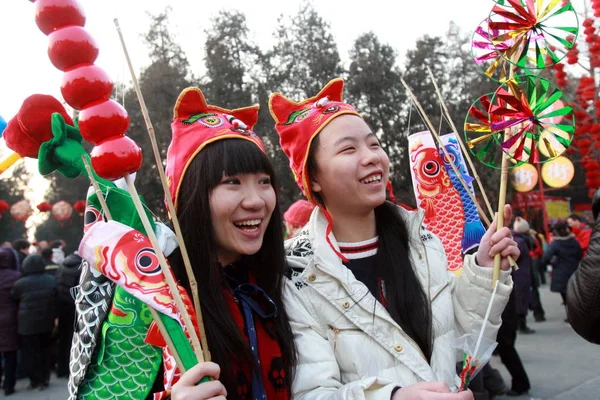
494, 159, 510, 283
425, 66, 495, 219
114, 18, 210, 363
400, 78, 491, 227
124, 173, 204, 363
82, 157, 186, 370
492, 56, 520, 285
82, 156, 113, 221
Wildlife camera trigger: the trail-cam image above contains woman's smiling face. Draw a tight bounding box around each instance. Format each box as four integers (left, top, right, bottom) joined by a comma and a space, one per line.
310, 115, 390, 214
209, 172, 276, 265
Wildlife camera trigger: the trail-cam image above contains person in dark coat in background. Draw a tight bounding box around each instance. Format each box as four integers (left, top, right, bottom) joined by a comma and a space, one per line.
54, 252, 82, 377
41, 248, 59, 277
511, 217, 535, 334
0, 248, 20, 396
11, 255, 57, 391
542, 221, 583, 322
11, 239, 29, 270
528, 229, 546, 321
495, 290, 531, 396
567, 189, 600, 343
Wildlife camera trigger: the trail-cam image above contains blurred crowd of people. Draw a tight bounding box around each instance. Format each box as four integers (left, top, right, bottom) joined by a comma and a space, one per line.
0, 238, 81, 395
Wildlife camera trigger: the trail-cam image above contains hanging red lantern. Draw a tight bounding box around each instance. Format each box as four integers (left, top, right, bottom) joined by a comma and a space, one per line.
0, 201, 9, 218
10, 200, 32, 222
73, 200, 86, 216
37, 201, 53, 212
567, 43, 579, 64
52, 201, 73, 225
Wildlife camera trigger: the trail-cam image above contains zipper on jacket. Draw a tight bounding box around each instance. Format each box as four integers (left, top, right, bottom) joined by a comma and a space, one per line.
430, 282, 450, 303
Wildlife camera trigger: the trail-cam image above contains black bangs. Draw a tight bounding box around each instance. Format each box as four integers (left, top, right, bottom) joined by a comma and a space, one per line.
202, 139, 273, 189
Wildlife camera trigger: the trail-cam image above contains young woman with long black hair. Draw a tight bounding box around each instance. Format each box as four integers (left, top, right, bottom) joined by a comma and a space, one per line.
269, 78, 518, 399
161, 87, 296, 399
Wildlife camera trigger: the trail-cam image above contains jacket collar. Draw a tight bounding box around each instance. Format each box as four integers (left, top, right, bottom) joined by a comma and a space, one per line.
304, 204, 425, 276
553, 233, 576, 241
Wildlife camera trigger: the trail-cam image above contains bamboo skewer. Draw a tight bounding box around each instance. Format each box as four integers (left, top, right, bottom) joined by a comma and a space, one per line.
492, 47, 524, 284
492, 61, 518, 285
82, 156, 112, 221
82, 157, 188, 372
425, 66, 495, 219
114, 18, 210, 363
400, 78, 491, 226
494, 156, 510, 283
124, 173, 204, 363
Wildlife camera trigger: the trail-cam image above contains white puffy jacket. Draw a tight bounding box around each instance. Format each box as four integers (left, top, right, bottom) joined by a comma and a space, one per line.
283, 206, 513, 400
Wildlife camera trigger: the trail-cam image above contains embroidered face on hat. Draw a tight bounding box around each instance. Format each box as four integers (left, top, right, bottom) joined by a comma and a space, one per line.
166, 87, 265, 211
268, 78, 361, 202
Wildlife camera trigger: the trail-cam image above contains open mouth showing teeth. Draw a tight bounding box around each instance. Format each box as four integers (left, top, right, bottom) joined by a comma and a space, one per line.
234, 219, 262, 232
360, 174, 382, 184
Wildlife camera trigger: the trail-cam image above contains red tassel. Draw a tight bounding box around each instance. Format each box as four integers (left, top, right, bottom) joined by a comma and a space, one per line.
317, 205, 349, 263
386, 181, 397, 204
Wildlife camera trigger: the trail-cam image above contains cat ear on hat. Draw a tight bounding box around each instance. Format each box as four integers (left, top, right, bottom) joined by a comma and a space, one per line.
228, 105, 260, 131
173, 87, 209, 120
315, 78, 345, 102
269, 92, 299, 124
269, 78, 347, 124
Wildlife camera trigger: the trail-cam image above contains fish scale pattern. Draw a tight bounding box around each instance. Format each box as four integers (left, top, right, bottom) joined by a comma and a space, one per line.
441, 134, 487, 253
77, 287, 162, 400
68, 259, 115, 400
409, 132, 465, 273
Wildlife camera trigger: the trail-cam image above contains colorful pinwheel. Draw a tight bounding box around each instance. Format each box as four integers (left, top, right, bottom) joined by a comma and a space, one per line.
488, 75, 574, 163
488, 0, 579, 69
464, 93, 520, 169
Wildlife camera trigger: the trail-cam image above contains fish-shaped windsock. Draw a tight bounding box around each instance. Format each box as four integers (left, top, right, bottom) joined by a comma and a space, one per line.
79, 220, 179, 319
409, 131, 465, 273
441, 133, 487, 253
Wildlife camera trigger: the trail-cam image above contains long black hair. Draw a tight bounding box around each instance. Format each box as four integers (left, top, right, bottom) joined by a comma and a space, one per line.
307, 134, 433, 363
171, 138, 296, 395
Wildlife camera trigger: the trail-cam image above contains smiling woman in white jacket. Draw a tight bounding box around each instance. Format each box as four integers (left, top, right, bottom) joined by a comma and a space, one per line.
269, 78, 517, 400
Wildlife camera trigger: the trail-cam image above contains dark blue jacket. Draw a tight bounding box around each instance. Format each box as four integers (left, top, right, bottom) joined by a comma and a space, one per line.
512, 232, 532, 316
12, 255, 57, 335
543, 235, 582, 293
